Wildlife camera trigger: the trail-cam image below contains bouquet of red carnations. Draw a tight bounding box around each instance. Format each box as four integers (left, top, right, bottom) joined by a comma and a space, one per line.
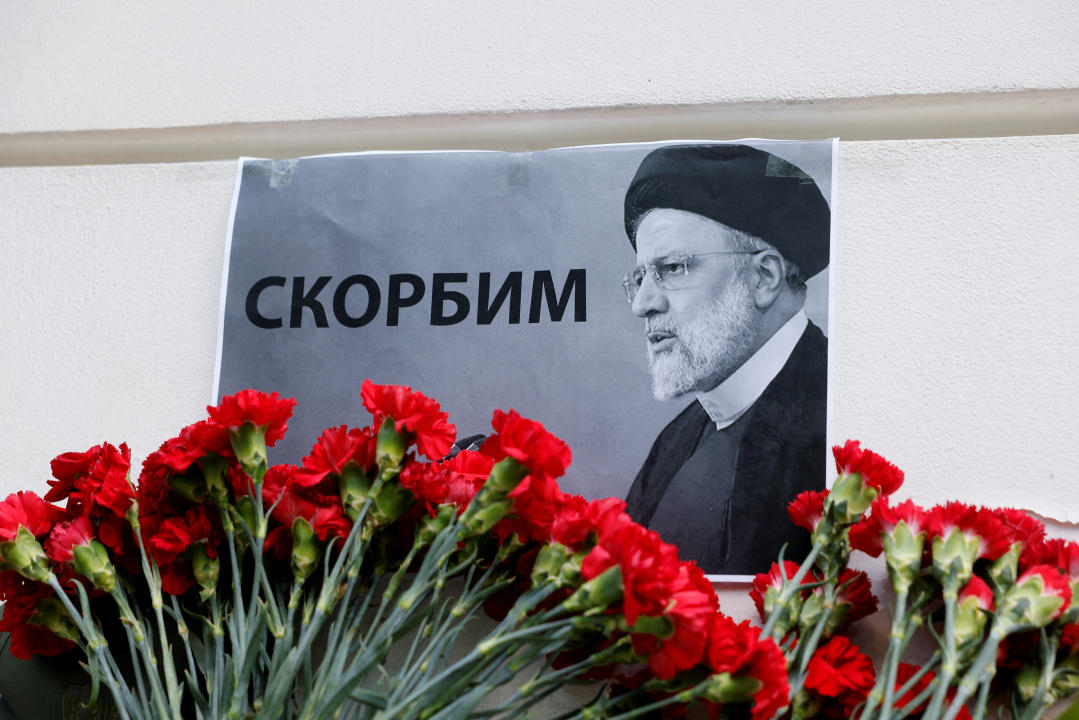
1, 382, 1077, 720
752, 442, 1079, 720
0, 382, 784, 720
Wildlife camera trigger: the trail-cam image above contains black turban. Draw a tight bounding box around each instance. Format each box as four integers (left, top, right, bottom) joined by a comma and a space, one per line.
623, 144, 831, 278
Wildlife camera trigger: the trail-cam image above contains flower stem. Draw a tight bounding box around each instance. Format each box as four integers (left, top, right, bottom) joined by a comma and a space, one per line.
924, 585, 960, 720
939, 624, 1005, 720
875, 589, 909, 720
761, 543, 823, 638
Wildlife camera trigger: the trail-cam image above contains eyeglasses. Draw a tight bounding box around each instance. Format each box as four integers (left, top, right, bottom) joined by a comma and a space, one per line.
621, 250, 765, 303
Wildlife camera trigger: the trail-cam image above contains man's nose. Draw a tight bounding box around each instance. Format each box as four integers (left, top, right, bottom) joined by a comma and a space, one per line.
630, 273, 668, 318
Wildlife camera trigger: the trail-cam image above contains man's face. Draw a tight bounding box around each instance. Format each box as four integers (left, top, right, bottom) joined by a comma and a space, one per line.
630, 208, 760, 400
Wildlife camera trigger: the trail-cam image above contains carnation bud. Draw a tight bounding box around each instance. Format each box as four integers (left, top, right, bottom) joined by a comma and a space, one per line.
231, 495, 263, 541
199, 455, 231, 506
229, 422, 269, 480
931, 529, 982, 589
30, 597, 80, 643
798, 591, 828, 635
339, 464, 372, 522
763, 587, 801, 640
1014, 664, 1042, 702
290, 518, 322, 583
954, 577, 992, 648
371, 481, 412, 527
461, 500, 513, 537
882, 521, 925, 595
699, 671, 765, 705
167, 473, 212, 503
1052, 655, 1079, 700
998, 565, 1072, 632
483, 457, 530, 497
531, 543, 583, 588
192, 545, 220, 600
562, 565, 623, 613
1, 526, 53, 583
988, 544, 1021, 590
826, 472, 878, 523
417, 504, 455, 546
71, 539, 117, 592
375, 417, 408, 470
790, 689, 822, 720
626, 614, 674, 639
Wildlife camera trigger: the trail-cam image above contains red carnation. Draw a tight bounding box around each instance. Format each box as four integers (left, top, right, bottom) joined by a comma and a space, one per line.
497, 487, 568, 545
990, 507, 1045, 555
0, 492, 65, 542
548, 492, 593, 550
585, 497, 631, 540
296, 425, 376, 488
630, 562, 717, 679
833, 568, 878, 625
849, 497, 927, 557
1062, 624, 1079, 652
706, 613, 790, 720
207, 389, 296, 447
47, 443, 135, 519
750, 560, 803, 621
1017, 565, 1072, 621
149, 505, 221, 566
959, 575, 994, 611
0, 573, 75, 660
400, 451, 491, 516
1021, 537, 1079, 578
804, 635, 875, 711
788, 489, 827, 532
581, 520, 681, 626
360, 380, 456, 460
146, 421, 233, 476
481, 409, 571, 501
262, 465, 351, 560
45, 516, 95, 564
833, 440, 904, 496
927, 502, 1012, 562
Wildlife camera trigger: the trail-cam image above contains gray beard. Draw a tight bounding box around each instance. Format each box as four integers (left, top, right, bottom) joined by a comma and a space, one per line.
645, 280, 758, 401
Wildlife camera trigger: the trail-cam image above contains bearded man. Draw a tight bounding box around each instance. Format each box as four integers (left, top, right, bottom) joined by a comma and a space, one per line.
621, 144, 831, 575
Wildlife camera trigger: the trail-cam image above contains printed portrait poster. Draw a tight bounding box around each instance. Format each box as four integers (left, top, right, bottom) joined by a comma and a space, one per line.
215, 139, 837, 580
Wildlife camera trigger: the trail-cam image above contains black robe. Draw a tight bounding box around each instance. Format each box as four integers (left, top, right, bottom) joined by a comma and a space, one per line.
625, 322, 828, 575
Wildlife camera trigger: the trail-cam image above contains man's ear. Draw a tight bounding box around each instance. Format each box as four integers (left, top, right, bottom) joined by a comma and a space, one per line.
751, 250, 786, 309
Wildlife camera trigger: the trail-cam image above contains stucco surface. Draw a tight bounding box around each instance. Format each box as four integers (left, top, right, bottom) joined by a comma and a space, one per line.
2, 1, 1078, 134
2, 136, 1077, 526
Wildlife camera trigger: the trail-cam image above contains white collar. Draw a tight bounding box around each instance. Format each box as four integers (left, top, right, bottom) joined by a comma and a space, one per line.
695, 310, 808, 429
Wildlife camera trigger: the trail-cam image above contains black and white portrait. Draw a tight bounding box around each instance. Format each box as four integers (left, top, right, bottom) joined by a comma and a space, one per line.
216, 140, 834, 579
621, 145, 832, 575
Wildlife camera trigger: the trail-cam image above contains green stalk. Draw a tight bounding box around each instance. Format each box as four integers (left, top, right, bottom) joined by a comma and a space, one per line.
588, 679, 706, 720
45, 575, 135, 720
875, 589, 909, 720
110, 584, 172, 719
169, 596, 201, 705
970, 671, 993, 720
939, 623, 1006, 720
210, 590, 225, 719
257, 517, 371, 719
924, 584, 961, 720
788, 605, 834, 699
127, 508, 184, 716
1016, 632, 1059, 720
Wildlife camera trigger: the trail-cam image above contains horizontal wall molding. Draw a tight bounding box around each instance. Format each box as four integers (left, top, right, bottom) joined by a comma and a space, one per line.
2, 89, 1077, 167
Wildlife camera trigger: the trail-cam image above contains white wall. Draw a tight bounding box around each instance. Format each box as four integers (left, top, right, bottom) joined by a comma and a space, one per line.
3, 2, 1079, 627
3, 1, 1078, 133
